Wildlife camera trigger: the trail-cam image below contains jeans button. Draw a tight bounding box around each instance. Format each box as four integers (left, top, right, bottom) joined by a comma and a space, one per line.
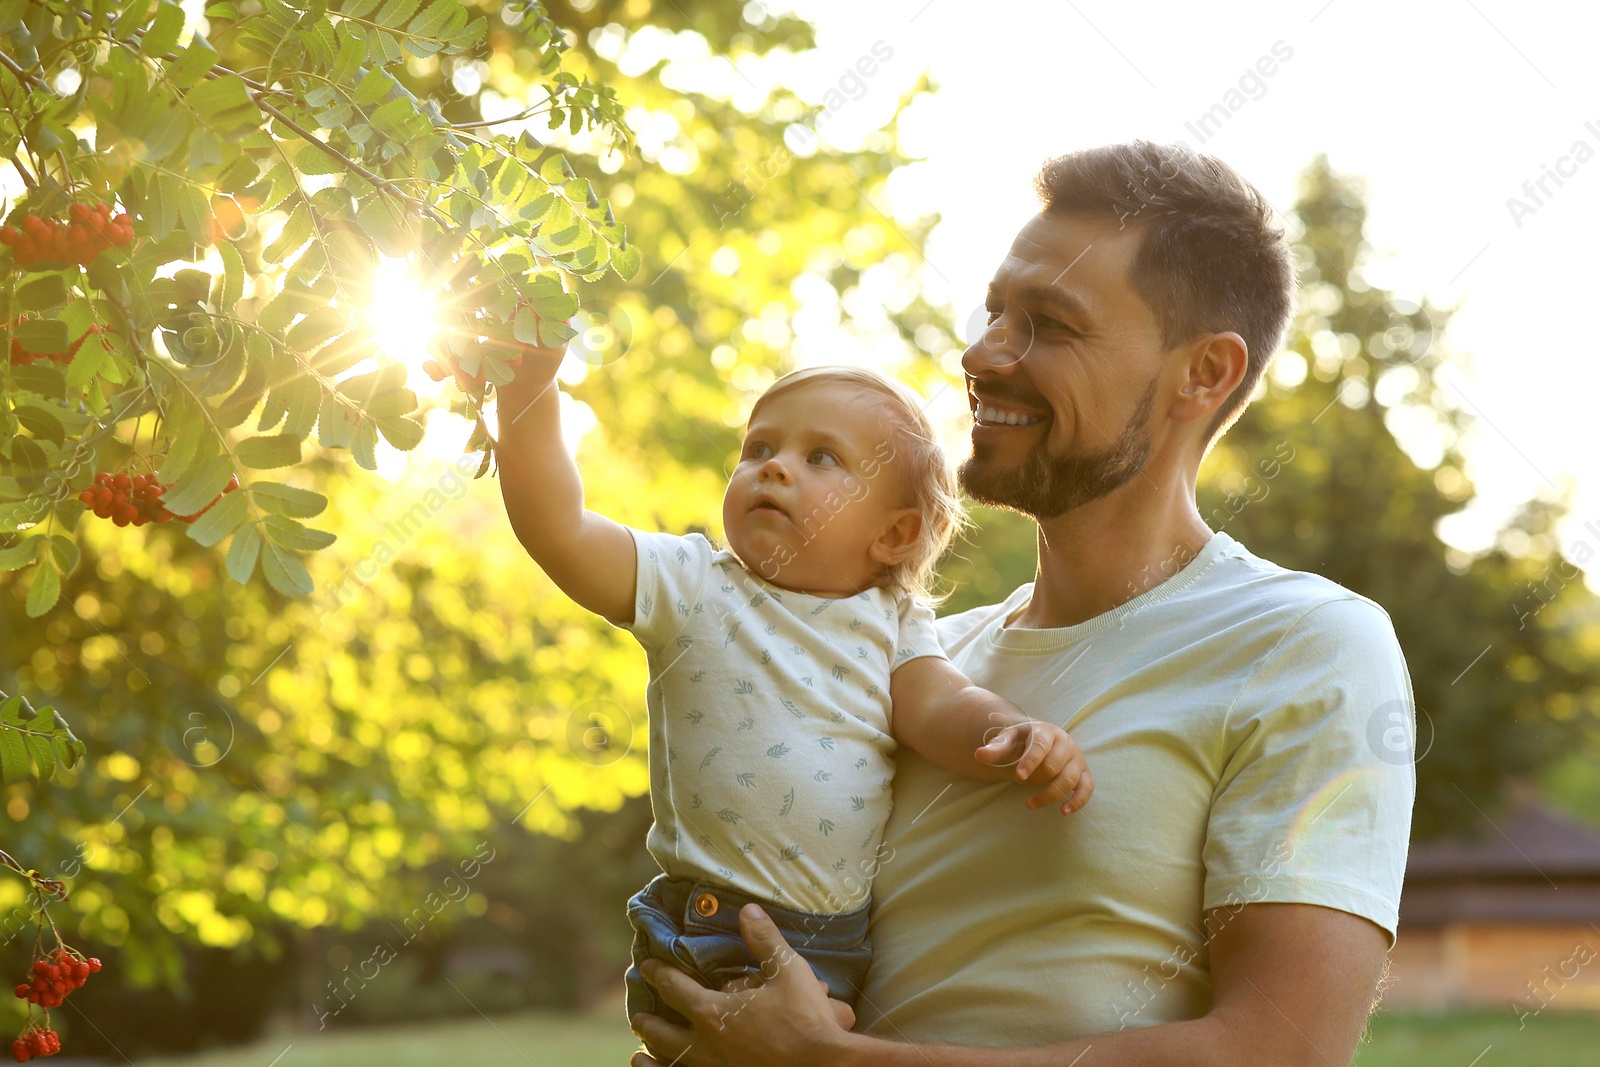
693, 891, 719, 918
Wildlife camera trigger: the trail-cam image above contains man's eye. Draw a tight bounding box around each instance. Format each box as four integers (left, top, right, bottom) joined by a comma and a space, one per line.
809, 449, 839, 467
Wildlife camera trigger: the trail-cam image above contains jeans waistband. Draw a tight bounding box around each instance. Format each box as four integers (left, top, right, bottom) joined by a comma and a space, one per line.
642, 874, 870, 951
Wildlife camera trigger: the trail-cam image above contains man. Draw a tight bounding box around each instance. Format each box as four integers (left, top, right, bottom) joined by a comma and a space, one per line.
630, 141, 1416, 1066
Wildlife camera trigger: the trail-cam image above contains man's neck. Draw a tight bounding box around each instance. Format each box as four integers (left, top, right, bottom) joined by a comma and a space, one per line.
1010, 474, 1215, 630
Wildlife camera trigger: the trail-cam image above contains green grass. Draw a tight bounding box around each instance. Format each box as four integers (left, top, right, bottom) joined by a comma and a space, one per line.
1356, 1009, 1600, 1067
140, 1008, 645, 1067
132, 1007, 1600, 1067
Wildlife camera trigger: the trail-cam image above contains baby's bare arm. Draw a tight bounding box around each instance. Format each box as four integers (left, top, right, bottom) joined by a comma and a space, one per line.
496, 344, 636, 625
888, 656, 1028, 780
890, 656, 1093, 812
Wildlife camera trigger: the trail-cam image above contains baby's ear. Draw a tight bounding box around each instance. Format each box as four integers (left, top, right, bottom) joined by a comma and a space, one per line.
868, 507, 923, 567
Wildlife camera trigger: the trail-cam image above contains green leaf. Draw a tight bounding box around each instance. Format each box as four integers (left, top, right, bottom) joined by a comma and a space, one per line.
369, 97, 416, 137
375, 0, 421, 28
350, 418, 379, 470
187, 486, 249, 546
64, 327, 119, 389
178, 183, 214, 245
235, 433, 302, 469
13, 402, 64, 445
263, 514, 336, 551
15, 275, 65, 312
260, 540, 313, 596
163, 454, 234, 516
146, 172, 182, 241
331, 26, 367, 82
376, 415, 423, 450
409, 0, 455, 38
0, 727, 28, 785
24, 730, 55, 782
14, 319, 69, 354
610, 241, 642, 280
183, 74, 258, 133
0, 537, 41, 571
352, 67, 397, 107
226, 522, 262, 583
143, 0, 187, 57
539, 317, 576, 348
264, 203, 312, 261
513, 306, 541, 344
25, 560, 61, 618
167, 33, 220, 88
47, 535, 78, 574
252, 481, 328, 518
218, 237, 245, 310
286, 307, 347, 353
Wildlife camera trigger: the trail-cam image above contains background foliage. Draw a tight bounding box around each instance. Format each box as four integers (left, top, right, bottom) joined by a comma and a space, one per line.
1, 0, 1596, 1057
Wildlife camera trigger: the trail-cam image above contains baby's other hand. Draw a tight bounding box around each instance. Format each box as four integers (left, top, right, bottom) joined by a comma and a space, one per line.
975, 720, 1094, 815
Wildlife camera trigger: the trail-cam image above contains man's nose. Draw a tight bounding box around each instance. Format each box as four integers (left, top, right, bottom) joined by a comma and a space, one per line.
961, 311, 1031, 374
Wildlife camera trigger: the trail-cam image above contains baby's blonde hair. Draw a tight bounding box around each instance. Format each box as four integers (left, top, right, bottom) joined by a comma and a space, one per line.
746, 366, 970, 607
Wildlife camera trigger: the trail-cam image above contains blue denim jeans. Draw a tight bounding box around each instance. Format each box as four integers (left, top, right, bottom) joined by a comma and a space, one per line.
624, 874, 871, 1046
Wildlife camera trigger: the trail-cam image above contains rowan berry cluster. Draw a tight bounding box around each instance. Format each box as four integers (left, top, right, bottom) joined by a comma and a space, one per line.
8, 325, 104, 367
0, 203, 134, 269
9, 948, 102, 1060
10, 1025, 60, 1062
12, 949, 98, 1010
78, 472, 239, 526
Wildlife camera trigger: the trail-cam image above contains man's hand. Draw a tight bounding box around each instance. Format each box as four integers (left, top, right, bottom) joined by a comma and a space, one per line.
975, 719, 1094, 814
629, 903, 861, 1067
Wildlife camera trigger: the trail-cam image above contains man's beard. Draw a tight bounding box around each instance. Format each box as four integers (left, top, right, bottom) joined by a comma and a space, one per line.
958, 379, 1157, 520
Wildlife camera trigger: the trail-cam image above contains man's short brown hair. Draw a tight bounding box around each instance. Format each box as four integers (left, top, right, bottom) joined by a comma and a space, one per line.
1034, 141, 1296, 439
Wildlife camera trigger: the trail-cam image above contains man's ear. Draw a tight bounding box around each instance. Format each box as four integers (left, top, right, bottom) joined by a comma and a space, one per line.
868, 507, 923, 567
1170, 331, 1249, 425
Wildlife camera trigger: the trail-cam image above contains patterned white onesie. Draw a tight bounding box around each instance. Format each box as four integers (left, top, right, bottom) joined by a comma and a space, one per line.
622, 528, 947, 915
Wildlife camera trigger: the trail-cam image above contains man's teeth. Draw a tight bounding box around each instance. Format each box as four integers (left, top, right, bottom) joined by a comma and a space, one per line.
976, 403, 1044, 426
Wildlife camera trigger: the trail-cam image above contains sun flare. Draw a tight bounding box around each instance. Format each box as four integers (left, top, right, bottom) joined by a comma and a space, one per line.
366, 255, 441, 381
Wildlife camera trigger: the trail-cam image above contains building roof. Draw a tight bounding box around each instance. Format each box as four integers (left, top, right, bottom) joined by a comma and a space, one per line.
1407, 796, 1600, 882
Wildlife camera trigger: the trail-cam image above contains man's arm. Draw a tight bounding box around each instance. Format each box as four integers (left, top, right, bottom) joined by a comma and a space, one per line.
630, 900, 1389, 1067
496, 343, 636, 626
890, 656, 1094, 812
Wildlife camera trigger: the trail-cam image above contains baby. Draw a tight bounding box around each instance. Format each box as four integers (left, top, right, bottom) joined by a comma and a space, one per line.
496, 350, 1091, 1048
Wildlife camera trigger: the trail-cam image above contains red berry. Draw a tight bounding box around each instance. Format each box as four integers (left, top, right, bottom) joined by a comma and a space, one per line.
10, 1038, 25, 1062
87, 958, 101, 973
12, 984, 25, 999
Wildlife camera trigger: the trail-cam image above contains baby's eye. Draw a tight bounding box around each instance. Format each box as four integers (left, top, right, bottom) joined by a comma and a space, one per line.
745, 441, 771, 460
809, 448, 839, 467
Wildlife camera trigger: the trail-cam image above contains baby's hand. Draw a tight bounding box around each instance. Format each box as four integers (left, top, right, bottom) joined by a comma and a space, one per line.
975, 719, 1094, 815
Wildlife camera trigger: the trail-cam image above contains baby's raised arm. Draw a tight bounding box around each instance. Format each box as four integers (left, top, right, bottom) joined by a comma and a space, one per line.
496, 341, 636, 626
889, 656, 1094, 815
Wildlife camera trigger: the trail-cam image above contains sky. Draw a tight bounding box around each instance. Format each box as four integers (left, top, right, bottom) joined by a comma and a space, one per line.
752, 0, 1600, 573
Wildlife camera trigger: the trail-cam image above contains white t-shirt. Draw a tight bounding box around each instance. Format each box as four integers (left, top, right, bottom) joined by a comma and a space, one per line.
856, 531, 1416, 1045
623, 529, 948, 915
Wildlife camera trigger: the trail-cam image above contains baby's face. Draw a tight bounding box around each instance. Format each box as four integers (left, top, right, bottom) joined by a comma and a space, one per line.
722, 379, 914, 597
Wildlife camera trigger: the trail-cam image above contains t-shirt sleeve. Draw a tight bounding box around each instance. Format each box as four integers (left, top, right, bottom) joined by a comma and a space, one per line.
1202, 597, 1416, 948
619, 528, 714, 653
892, 595, 950, 670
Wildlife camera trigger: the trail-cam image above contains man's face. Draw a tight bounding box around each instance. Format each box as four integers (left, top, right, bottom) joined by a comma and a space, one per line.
959, 212, 1169, 519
